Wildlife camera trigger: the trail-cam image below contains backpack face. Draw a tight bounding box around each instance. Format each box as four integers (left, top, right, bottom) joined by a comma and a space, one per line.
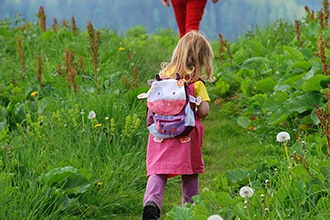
147, 78, 187, 116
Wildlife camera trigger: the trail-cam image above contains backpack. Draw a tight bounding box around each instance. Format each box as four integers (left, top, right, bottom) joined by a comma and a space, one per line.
138, 73, 201, 139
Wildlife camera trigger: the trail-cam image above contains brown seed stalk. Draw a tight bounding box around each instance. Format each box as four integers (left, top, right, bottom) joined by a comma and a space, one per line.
37, 53, 44, 87
16, 37, 26, 80
322, 0, 329, 26
71, 15, 77, 36
87, 21, 100, 89
295, 20, 303, 47
64, 49, 77, 91
314, 84, 330, 157
317, 32, 328, 75
218, 33, 232, 64
38, 6, 46, 32
52, 18, 58, 32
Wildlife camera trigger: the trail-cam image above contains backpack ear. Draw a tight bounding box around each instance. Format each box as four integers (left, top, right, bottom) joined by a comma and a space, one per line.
176, 73, 181, 80
155, 74, 162, 81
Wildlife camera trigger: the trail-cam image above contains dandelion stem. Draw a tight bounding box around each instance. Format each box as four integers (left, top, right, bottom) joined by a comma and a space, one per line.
284, 142, 293, 179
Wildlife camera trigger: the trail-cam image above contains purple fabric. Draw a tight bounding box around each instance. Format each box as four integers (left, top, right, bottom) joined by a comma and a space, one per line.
143, 174, 199, 211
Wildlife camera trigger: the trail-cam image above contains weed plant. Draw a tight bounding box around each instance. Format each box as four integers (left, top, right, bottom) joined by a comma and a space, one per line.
0, 2, 330, 220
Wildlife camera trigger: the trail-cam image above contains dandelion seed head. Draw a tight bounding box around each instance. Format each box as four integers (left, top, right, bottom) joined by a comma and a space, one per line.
207, 215, 224, 220
276, 131, 290, 142
239, 186, 254, 198
88, 110, 96, 119
81, 109, 85, 115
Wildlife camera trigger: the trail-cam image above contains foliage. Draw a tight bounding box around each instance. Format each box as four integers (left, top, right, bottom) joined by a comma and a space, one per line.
212, 2, 330, 137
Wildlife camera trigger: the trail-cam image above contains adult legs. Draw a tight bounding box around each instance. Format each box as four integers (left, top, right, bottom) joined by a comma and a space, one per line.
181, 174, 199, 204
171, 0, 186, 37
185, 0, 207, 34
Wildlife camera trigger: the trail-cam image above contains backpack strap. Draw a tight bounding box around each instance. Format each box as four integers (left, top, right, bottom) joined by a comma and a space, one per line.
188, 82, 202, 105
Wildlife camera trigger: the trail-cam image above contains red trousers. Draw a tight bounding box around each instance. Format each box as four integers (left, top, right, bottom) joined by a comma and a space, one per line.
171, 0, 207, 38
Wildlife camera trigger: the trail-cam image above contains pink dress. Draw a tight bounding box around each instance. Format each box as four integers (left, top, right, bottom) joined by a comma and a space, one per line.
145, 82, 207, 178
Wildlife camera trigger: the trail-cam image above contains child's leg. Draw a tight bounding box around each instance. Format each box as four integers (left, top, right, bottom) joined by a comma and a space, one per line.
143, 174, 168, 211
185, 0, 207, 34
181, 174, 199, 204
171, 0, 186, 37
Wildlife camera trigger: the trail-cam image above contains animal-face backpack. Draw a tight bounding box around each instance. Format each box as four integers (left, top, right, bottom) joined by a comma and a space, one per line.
138, 73, 201, 142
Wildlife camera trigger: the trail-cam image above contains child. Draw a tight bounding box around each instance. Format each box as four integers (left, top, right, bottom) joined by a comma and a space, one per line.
161, 0, 219, 38
142, 31, 214, 220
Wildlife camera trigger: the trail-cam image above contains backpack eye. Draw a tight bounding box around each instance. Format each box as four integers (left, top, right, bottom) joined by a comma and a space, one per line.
177, 79, 185, 87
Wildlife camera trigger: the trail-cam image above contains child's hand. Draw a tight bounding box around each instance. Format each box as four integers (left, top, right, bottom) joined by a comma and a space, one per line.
212, 0, 219, 3
197, 101, 210, 119
162, 0, 170, 7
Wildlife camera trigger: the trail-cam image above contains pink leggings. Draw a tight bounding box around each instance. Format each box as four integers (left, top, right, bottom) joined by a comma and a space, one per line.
143, 174, 199, 210
171, 0, 207, 37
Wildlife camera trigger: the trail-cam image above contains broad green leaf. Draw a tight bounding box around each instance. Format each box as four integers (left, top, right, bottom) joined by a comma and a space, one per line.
301, 48, 314, 59
283, 46, 305, 61
304, 20, 320, 37
237, 116, 250, 129
240, 79, 253, 96
268, 106, 290, 125
302, 74, 330, 92
255, 77, 276, 92
320, 166, 330, 179
242, 57, 271, 68
292, 61, 311, 71
224, 168, 250, 184
43, 166, 91, 195
287, 92, 323, 113
247, 40, 266, 56
166, 206, 192, 220
41, 31, 55, 41
310, 110, 320, 124
263, 91, 290, 112
215, 191, 237, 206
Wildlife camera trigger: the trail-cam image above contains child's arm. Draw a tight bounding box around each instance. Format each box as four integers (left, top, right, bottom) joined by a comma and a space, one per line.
197, 101, 209, 119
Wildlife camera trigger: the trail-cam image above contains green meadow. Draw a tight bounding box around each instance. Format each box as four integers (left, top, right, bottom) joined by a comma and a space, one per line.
1, 2, 330, 219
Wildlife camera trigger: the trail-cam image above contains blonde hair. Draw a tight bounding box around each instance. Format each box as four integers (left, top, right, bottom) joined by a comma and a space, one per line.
159, 31, 214, 83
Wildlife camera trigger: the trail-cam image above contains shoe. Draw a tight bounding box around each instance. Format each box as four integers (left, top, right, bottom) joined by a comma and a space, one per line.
142, 201, 160, 220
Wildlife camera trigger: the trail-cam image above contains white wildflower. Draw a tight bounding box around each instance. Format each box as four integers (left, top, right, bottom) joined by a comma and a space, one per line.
88, 110, 96, 119
276, 131, 290, 142
207, 214, 224, 220
239, 186, 254, 198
